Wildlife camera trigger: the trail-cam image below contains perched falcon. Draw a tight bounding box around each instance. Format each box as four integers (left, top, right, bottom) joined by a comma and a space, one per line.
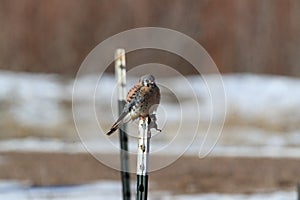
106, 74, 160, 135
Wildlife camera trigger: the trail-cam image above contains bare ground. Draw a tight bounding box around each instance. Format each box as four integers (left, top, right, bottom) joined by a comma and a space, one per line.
0, 152, 299, 194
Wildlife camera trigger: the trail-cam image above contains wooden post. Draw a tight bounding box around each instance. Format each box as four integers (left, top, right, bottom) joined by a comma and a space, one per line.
115, 49, 131, 200
136, 117, 151, 200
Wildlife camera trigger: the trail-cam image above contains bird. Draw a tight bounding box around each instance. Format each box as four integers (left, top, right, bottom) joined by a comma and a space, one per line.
106, 74, 160, 135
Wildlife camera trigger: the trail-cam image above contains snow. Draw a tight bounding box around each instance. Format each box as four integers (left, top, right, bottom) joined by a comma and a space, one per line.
0, 138, 84, 153
0, 180, 295, 200
0, 138, 300, 159
0, 71, 66, 126
1, 71, 299, 127
221, 74, 300, 123
0, 180, 123, 200
0, 71, 299, 199
0, 70, 300, 157
172, 191, 296, 200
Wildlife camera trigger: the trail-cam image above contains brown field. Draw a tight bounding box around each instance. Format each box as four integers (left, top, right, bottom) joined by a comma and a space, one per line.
1, 1, 300, 76
0, 152, 299, 194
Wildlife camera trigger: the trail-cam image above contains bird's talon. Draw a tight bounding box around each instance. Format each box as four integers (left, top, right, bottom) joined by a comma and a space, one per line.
148, 117, 151, 125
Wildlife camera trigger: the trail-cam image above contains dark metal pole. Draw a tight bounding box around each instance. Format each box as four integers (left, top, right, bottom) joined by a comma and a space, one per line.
297, 183, 300, 200
115, 49, 131, 200
136, 117, 150, 200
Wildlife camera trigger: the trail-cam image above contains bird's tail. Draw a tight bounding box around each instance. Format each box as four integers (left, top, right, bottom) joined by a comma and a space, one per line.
106, 123, 120, 135
106, 112, 131, 136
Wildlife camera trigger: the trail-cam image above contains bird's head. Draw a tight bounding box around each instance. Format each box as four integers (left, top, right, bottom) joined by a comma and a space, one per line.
140, 74, 156, 87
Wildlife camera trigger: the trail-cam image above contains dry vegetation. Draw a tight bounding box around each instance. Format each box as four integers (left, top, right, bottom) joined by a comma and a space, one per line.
0, 0, 299, 76
0, 152, 299, 194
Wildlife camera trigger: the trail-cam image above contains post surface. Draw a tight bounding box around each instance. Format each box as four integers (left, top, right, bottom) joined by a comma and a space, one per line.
136, 117, 151, 200
115, 49, 131, 200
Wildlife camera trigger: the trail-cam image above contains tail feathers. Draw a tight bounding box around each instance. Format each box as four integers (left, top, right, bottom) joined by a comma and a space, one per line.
106, 112, 131, 136
106, 123, 120, 135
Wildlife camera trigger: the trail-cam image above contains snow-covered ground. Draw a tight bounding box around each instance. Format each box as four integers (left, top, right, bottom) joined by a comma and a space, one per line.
0, 70, 299, 157
0, 71, 299, 199
0, 180, 295, 200
0, 138, 300, 158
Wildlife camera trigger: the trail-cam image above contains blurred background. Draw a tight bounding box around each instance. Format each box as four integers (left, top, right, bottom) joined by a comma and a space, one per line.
1, 0, 300, 76
0, 0, 300, 199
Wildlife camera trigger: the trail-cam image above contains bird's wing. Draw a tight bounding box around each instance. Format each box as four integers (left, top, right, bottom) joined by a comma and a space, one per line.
126, 83, 141, 103
152, 85, 161, 113
107, 82, 142, 135
155, 85, 161, 105
106, 103, 131, 135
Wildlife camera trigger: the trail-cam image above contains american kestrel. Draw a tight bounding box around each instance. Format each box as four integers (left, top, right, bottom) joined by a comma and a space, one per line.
106, 74, 160, 135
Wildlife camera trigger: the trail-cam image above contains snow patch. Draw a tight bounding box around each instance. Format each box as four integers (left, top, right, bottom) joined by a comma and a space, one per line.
0, 180, 295, 200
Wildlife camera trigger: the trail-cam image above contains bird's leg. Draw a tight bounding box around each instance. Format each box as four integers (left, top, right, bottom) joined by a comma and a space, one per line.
147, 115, 151, 125
149, 114, 162, 132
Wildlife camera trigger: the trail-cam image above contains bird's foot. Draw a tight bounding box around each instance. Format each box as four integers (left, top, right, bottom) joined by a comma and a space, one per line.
149, 114, 162, 132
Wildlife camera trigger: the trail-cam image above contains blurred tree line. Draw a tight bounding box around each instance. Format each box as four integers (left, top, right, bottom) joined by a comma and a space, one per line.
0, 0, 299, 76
